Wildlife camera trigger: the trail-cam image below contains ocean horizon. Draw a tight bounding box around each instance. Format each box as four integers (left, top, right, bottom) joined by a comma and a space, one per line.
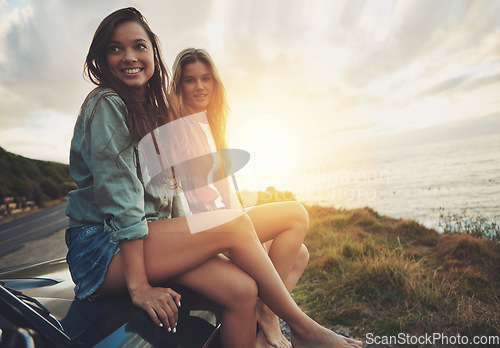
283, 133, 500, 231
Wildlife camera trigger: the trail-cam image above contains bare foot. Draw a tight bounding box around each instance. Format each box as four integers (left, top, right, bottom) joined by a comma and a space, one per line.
291, 326, 363, 348
345, 336, 363, 347
257, 301, 291, 348
255, 330, 272, 348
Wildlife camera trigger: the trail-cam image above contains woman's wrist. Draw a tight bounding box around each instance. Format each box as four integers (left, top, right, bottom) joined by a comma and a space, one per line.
119, 239, 150, 296
128, 281, 151, 294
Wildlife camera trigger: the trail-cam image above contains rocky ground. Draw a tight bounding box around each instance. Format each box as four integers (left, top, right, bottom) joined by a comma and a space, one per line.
279, 320, 375, 347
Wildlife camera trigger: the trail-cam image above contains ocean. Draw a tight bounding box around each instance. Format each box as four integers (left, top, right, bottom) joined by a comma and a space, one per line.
290, 133, 500, 230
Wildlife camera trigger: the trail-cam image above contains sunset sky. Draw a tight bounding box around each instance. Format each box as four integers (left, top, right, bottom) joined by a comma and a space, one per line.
1, 0, 500, 188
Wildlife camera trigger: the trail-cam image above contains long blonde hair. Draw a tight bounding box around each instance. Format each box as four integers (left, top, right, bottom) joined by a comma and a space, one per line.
170, 48, 229, 150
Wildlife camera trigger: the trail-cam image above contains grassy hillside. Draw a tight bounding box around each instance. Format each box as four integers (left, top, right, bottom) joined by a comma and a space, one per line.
0, 147, 75, 206
294, 205, 499, 340
252, 188, 498, 339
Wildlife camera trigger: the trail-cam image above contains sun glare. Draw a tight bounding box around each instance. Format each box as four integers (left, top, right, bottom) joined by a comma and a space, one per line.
229, 115, 301, 183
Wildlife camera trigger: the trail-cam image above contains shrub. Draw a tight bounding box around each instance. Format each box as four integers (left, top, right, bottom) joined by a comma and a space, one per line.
439, 207, 499, 242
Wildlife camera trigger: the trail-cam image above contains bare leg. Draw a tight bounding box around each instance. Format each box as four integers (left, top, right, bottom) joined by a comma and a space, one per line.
223, 214, 361, 348
246, 202, 309, 348
246, 202, 309, 278
100, 211, 362, 348
246, 203, 362, 348
101, 211, 258, 347
172, 255, 259, 348
284, 244, 310, 291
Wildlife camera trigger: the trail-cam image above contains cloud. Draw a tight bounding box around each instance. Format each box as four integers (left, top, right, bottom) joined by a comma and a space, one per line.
0, 0, 122, 160
0, 108, 74, 163
418, 69, 500, 99
318, 123, 378, 138
197, 0, 500, 128
418, 75, 469, 98
0, 0, 122, 108
371, 111, 500, 151
333, 0, 500, 94
1, 0, 499, 164
462, 71, 500, 92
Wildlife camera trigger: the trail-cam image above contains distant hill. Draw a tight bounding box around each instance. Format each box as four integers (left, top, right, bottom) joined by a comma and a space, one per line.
0, 147, 75, 207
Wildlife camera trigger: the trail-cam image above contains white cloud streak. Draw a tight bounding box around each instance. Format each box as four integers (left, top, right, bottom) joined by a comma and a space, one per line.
0, 0, 499, 164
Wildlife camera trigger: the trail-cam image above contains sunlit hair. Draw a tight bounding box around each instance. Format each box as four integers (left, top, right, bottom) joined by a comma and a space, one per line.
170, 48, 229, 150
84, 7, 171, 143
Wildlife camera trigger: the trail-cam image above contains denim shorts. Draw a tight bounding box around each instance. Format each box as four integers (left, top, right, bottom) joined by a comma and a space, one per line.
65, 224, 120, 300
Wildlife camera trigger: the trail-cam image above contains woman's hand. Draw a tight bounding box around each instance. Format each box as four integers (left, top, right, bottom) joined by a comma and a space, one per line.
129, 283, 181, 331
118, 239, 181, 330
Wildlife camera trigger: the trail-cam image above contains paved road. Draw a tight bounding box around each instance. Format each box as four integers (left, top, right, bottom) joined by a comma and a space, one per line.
0, 202, 68, 260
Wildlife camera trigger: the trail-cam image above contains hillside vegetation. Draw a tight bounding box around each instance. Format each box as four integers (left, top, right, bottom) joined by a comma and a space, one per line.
256, 189, 499, 342
294, 205, 499, 341
0, 147, 75, 206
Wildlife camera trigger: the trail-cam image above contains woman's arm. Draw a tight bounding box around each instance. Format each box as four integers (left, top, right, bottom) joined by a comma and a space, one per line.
85, 90, 180, 329
119, 239, 148, 292
120, 238, 181, 331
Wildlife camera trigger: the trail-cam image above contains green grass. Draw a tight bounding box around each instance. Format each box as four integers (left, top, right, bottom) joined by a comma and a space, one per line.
293, 205, 500, 339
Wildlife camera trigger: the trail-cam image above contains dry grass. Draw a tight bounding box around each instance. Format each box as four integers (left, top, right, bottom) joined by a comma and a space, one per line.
293, 205, 500, 339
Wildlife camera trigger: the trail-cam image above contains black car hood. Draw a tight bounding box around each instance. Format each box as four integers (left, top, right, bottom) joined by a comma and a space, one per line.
1, 259, 75, 320
0, 258, 221, 347
0, 259, 134, 345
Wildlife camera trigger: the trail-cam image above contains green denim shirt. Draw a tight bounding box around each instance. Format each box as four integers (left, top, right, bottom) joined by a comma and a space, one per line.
66, 88, 190, 242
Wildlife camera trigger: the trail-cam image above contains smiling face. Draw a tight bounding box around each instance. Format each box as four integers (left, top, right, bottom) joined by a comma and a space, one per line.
106, 21, 155, 97
181, 61, 215, 113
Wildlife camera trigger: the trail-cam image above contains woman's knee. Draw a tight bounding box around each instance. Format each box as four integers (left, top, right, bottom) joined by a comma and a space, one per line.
288, 201, 309, 236
229, 212, 259, 244
297, 202, 310, 228
226, 271, 258, 309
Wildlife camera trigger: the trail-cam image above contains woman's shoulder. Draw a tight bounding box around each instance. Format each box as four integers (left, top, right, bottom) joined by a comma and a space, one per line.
82, 87, 126, 112
77, 87, 128, 127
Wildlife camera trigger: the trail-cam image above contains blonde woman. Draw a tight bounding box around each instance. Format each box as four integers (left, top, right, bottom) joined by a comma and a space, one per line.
169, 48, 361, 348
